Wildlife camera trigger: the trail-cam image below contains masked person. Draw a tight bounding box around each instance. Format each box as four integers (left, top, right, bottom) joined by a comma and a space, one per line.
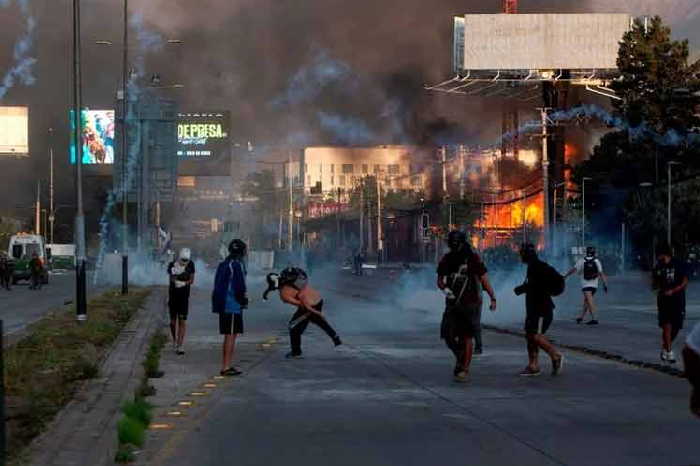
437, 231, 497, 382
564, 246, 609, 325
168, 248, 195, 355
212, 239, 248, 376
514, 243, 565, 377
683, 323, 700, 418
29, 252, 44, 290
653, 243, 689, 364
266, 267, 341, 359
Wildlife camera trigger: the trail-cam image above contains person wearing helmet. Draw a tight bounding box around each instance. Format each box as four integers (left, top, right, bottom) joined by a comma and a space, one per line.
514, 243, 564, 377
564, 246, 608, 325
212, 239, 248, 376
437, 230, 497, 382
167, 248, 196, 355
276, 266, 341, 359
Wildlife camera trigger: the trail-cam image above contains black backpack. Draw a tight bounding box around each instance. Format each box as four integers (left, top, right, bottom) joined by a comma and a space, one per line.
583, 258, 599, 280
546, 264, 566, 297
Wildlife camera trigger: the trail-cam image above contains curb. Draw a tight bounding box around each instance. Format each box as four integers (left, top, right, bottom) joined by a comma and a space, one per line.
26, 288, 167, 466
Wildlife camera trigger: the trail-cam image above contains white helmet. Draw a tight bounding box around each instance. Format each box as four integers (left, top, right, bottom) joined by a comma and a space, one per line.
179, 248, 191, 261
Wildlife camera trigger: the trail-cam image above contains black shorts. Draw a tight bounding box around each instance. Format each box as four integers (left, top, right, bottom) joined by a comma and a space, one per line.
525, 307, 553, 335
657, 298, 685, 330
219, 312, 244, 335
582, 287, 597, 295
169, 300, 189, 321
441, 301, 482, 338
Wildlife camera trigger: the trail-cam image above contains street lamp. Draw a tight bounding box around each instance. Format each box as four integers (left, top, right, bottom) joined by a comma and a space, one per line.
667, 161, 681, 246
581, 177, 592, 248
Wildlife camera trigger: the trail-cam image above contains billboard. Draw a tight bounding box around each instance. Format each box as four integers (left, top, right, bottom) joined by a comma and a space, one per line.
461, 14, 632, 70
0, 106, 29, 156
70, 109, 115, 164
453, 16, 465, 73
177, 112, 230, 159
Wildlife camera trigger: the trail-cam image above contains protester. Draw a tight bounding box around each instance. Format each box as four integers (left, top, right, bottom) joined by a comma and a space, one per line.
265, 266, 341, 359
29, 252, 44, 290
0, 252, 12, 291
682, 323, 700, 418
437, 231, 497, 382
514, 243, 565, 377
564, 246, 609, 325
653, 243, 689, 364
168, 248, 195, 355
212, 239, 248, 376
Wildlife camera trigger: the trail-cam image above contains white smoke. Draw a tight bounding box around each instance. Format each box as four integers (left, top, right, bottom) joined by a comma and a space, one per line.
585, 0, 700, 24
0, 0, 37, 100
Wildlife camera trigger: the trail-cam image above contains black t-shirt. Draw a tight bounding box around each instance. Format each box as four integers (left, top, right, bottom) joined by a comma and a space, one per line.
168, 260, 195, 297
525, 259, 555, 311
654, 258, 687, 307
437, 250, 487, 306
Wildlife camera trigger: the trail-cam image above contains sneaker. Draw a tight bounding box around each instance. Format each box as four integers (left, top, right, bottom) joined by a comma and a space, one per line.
333, 336, 342, 347
575, 318, 583, 324
220, 367, 243, 376
285, 352, 303, 359
586, 320, 599, 325
474, 347, 483, 355
660, 350, 668, 362
667, 350, 677, 364
552, 354, 565, 376
453, 370, 469, 383
176, 345, 185, 355
519, 367, 541, 377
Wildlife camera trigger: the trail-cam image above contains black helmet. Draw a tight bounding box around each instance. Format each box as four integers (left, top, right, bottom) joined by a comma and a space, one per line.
520, 243, 538, 263
279, 266, 308, 290
446, 230, 468, 251
586, 246, 596, 257
228, 239, 247, 258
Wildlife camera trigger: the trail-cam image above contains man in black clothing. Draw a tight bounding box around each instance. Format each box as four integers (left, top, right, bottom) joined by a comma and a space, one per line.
653, 243, 689, 364
514, 243, 564, 377
168, 248, 195, 355
437, 231, 497, 382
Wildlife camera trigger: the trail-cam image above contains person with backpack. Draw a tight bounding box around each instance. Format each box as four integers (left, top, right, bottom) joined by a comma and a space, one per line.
264, 266, 342, 359
167, 248, 195, 355
653, 243, 689, 364
437, 231, 497, 382
564, 246, 608, 325
212, 239, 248, 376
514, 243, 565, 377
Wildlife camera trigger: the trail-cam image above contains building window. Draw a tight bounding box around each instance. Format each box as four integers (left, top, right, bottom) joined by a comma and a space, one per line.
342, 164, 354, 174
330, 175, 335, 185
319, 164, 323, 173
388, 164, 400, 175
373, 164, 381, 174
330, 164, 335, 173
411, 175, 421, 186
307, 175, 311, 185
362, 164, 368, 174
339, 175, 346, 186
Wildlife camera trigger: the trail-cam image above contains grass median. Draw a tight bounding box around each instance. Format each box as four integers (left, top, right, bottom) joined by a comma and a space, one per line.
3, 287, 151, 464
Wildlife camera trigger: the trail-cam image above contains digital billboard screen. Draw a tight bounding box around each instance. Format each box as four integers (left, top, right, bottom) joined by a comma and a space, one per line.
70, 109, 115, 165
0, 106, 29, 156
177, 111, 230, 159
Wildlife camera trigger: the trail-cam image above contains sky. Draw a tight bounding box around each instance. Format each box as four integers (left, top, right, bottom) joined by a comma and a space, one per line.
0, 0, 698, 219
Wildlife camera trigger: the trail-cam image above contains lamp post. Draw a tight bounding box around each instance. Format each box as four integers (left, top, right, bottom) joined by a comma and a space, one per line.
581, 177, 592, 248
667, 161, 681, 246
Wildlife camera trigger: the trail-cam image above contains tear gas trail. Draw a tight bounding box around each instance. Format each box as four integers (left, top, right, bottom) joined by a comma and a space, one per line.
317, 112, 374, 145
0, 0, 37, 100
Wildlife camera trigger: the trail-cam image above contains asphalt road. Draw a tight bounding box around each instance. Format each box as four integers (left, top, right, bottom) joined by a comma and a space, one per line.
0, 271, 103, 340
143, 269, 700, 466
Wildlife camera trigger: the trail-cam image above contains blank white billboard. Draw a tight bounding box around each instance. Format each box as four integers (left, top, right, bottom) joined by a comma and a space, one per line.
462, 14, 632, 70
0, 106, 29, 156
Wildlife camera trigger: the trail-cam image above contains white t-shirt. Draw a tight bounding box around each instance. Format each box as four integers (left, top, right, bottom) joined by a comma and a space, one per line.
574, 257, 603, 289
687, 323, 700, 354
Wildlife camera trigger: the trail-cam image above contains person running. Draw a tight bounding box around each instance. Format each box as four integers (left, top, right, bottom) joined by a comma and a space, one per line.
29, 252, 44, 290
167, 248, 195, 355
268, 267, 341, 359
212, 239, 248, 376
564, 246, 609, 325
683, 322, 700, 418
437, 231, 497, 382
514, 243, 565, 377
653, 243, 689, 364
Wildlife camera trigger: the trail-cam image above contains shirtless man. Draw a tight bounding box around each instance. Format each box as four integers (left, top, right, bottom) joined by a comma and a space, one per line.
269, 267, 342, 358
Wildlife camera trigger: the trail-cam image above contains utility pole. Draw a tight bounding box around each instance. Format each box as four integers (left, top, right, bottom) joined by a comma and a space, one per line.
582, 177, 592, 248
288, 153, 294, 252
441, 146, 447, 195
377, 175, 383, 262
540, 108, 551, 253
35, 181, 41, 236
49, 128, 55, 244
73, 0, 87, 321
359, 177, 364, 251
121, 0, 129, 295
459, 145, 465, 200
